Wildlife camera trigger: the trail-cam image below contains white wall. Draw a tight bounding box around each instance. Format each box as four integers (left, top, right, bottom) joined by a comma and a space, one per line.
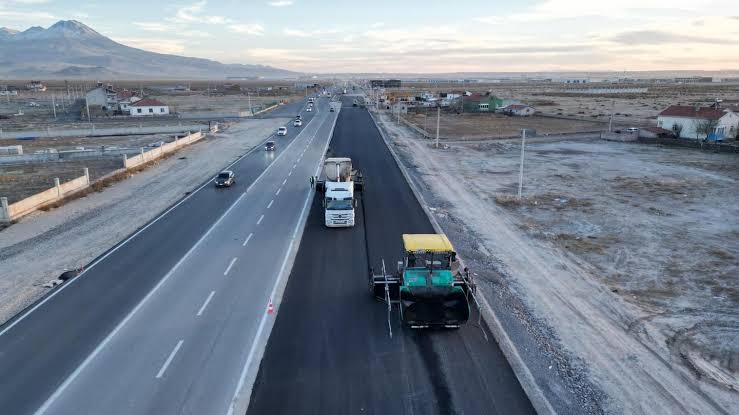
130, 105, 170, 117
658, 113, 739, 139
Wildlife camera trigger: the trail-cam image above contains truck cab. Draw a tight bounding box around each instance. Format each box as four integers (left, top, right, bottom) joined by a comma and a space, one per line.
323, 181, 355, 227
317, 157, 363, 228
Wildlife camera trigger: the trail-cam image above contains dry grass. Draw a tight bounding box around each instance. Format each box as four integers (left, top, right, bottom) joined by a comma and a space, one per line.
405, 112, 602, 139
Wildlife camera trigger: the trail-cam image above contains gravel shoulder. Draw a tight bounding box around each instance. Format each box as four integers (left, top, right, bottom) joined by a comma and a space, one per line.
375, 111, 738, 415
0, 117, 287, 325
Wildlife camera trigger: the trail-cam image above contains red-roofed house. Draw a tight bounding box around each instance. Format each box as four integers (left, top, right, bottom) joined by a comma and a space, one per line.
657, 105, 738, 140
130, 98, 170, 117
501, 104, 536, 116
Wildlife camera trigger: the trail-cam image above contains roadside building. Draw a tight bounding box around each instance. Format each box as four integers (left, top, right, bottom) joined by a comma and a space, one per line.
117, 90, 140, 112
501, 104, 536, 116
462, 93, 503, 112
129, 98, 170, 116
25, 81, 47, 92
657, 105, 739, 140
86, 84, 118, 111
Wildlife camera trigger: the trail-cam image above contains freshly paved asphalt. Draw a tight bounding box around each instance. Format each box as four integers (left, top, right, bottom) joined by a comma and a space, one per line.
247, 98, 535, 414
0, 97, 333, 414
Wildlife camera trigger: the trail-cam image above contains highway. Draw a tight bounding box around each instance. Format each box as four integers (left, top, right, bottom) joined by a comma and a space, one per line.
0, 97, 334, 414
247, 97, 535, 414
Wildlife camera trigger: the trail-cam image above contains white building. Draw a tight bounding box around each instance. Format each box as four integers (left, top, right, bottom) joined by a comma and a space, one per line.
657, 106, 739, 140
501, 104, 536, 116
129, 98, 170, 116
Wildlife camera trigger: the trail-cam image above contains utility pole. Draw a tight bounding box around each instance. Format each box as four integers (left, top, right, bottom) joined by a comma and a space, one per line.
51, 93, 57, 118
517, 129, 526, 199
435, 105, 440, 148
248, 92, 252, 114
85, 98, 91, 123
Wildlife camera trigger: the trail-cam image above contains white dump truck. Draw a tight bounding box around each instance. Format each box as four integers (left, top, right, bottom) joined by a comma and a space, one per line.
316, 157, 363, 227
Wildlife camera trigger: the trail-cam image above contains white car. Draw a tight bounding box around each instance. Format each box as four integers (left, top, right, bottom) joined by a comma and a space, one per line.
277, 126, 288, 136
306, 107, 312, 112
294, 119, 303, 127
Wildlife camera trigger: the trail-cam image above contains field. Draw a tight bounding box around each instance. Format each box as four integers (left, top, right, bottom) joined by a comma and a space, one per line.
404, 112, 602, 139
399, 81, 739, 128
379, 111, 738, 414
0, 159, 123, 204
0, 79, 307, 128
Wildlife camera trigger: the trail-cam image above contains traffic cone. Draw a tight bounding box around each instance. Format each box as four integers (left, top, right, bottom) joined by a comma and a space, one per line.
267, 300, 274, 314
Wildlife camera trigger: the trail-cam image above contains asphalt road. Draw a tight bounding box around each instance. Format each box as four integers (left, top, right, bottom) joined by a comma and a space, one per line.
0, 97, 334, 414
247, 98, 535, 414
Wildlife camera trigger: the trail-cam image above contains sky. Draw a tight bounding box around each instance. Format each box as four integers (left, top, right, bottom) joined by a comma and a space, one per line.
1, 0, 738, 73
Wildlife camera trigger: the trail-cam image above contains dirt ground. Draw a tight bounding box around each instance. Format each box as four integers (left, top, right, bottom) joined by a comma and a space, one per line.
404, 112, 602, 139
153, 92, 301, 114
0, 117, 287, 326
398, 82, 739, 128
0, 132, 177, 153
377, 111, 738, 414
0, 159, 123, 203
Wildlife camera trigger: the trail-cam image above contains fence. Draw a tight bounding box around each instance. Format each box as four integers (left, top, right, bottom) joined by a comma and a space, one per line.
1, 169, 90, 222
1, 130, 205, 222
0, 123, 205, 140
123, 130, 203, 169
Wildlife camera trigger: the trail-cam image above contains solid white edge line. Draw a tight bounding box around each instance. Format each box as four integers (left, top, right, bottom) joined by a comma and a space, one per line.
155, 339, 184, 379
197, 291, 216, 317
224, 257, 238, 276
256, 215, 264, 225
0, 117, 296, 338
35, 190, 248, 415
282, 179, 287, 185
226, 104, 338, 415
267, 200, 274, 209
275, 188, 281, 196
242, 233, 253, 247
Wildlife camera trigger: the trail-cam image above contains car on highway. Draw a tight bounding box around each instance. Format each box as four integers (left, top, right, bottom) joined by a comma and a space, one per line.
277, 126, 288, 136
265, 141, 275, 151
295, 114, 302, 120
306, 107, 312, 112
214, 170, 235, 187
330, 106, 335, 112
294, 119, 302, 127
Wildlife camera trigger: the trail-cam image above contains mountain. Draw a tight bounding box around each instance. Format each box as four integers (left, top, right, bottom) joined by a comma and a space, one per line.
0, 20, 296, 79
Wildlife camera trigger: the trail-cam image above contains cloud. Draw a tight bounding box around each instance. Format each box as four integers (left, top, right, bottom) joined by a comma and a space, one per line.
229, 24, 265, 35
0, 9, 56, 24
167, 1, 230, 25
283, 28, 308, 37
610, 30, 735, 45
115, 37, 186, 54
133, 22, 170, 32
268, 1, 293, 6
283, 27, 343, 38
7, 0, 51, 4
370, 22, 384, 28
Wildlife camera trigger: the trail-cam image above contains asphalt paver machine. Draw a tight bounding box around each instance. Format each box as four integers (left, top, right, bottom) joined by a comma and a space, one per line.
370, 234, 474, 329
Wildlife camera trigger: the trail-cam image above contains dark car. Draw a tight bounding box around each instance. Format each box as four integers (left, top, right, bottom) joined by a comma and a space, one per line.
329, 107, 335, 112
265, 141, 276, 151
214, 170, 235, 187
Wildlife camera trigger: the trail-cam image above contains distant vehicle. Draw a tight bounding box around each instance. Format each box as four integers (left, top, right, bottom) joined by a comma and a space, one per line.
330, 107, 335, 112
342, 89, 347, 94
295, 114, 302, 120
277, 126, 288, 136
306, 107, 312, 112
27, 102, 40, 107
626, 127, 640, 132
308, 98, 315, 103
214, 170, 235, 187
265, 141, 276, 151
294, 119, 303, 127
353, 99, 358, 107
147, 141, 165, 148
